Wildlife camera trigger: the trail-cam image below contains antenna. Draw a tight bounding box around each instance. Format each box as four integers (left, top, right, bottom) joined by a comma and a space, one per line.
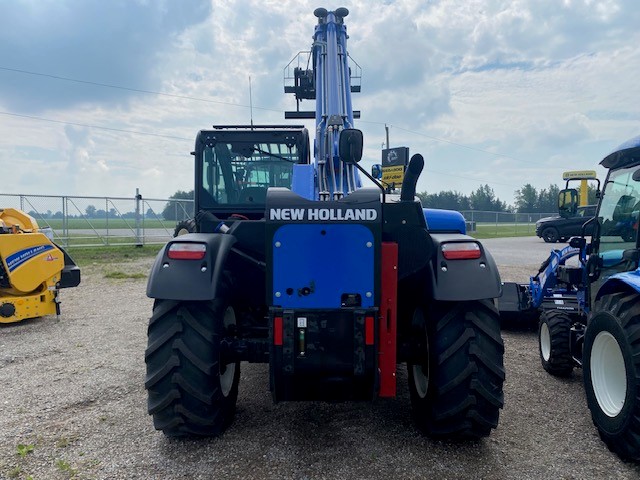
249, 76, 254, 129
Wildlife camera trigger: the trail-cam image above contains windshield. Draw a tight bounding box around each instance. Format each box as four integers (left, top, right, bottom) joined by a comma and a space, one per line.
200, 142, 298, 207
598, 165, 640, 249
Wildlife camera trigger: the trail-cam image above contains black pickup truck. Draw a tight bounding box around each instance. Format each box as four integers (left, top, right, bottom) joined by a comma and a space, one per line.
535, 205, 596, 243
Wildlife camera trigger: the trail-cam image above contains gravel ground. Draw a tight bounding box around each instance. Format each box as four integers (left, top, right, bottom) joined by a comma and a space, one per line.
1, 252, 640, 480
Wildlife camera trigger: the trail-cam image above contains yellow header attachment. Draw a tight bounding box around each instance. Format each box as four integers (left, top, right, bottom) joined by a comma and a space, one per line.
0, 208, 39, 232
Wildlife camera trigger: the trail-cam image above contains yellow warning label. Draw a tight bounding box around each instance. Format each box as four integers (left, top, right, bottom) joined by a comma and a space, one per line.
382, 165, 405, 184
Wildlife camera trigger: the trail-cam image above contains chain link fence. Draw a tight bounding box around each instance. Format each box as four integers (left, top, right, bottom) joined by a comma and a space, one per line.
460, 210, 555, 235
0, 191, 194, 247
1, 193, 556, 245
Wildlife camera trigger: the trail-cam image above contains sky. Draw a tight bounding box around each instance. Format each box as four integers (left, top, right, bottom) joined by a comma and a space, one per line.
1, 0, 639, 207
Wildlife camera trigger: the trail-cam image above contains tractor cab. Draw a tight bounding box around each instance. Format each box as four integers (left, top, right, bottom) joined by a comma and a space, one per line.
194, 126, 311, 219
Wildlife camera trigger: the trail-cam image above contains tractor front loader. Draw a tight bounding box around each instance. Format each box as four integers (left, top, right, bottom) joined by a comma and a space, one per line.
499, 134, 640, 460
145, 7, 505, 440
0, 208, 80, 324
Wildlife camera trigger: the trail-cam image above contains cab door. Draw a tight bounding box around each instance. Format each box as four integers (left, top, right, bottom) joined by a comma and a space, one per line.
589, 165, 640, 301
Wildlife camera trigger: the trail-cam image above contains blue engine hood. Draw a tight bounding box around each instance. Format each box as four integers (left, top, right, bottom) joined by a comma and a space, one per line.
423, 208, 466, 234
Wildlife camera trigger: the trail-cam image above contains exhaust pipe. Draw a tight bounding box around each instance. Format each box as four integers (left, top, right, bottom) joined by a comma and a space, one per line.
400, 154, 424, 202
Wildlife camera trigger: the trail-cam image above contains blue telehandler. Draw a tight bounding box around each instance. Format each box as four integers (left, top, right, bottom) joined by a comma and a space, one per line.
145, 7, 505, 440
499, 134, 640, 460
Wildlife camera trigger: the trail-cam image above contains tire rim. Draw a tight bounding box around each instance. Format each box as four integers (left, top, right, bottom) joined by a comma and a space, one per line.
220, 306, 237, 398
591, 331, 627, 417
413, 364, 429, 398
176, 228, 190, 236
540, 322, 551, 361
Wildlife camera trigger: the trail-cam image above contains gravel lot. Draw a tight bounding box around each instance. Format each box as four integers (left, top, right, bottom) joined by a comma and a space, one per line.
2, 238, 640, 479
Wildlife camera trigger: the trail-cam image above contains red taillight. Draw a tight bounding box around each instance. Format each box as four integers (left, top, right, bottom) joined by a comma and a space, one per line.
441, 242, 482, 260
167, 242, 206, 260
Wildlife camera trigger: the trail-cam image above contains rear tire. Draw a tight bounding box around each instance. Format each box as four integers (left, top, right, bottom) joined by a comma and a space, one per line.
583, 292, 640, 460
542, 227, 559, 243
145, 298, 240, 437
407, 300, 505, 439
538, 310, 574, 377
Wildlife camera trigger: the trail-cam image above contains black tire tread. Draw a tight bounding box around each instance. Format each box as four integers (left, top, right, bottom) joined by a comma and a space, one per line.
174, 218, 197, 237
585, 292, 640, 460
539, 310, 574, 377
542, 227, 559, 243
409, 300, 505, 439
145, 300, 239, 437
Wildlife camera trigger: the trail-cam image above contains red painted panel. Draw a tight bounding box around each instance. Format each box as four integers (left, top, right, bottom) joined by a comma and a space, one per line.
274, 316, 283, 346
365, 316, 374, 345
379, 242, 398, 398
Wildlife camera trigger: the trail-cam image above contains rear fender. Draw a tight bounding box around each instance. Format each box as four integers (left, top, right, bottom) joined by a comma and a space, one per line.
147, 233, 236, 301
595, 269, 640, 302
427, 233, 502, 301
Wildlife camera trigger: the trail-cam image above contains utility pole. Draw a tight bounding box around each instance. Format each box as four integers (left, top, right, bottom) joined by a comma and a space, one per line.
385, 124, 390, 150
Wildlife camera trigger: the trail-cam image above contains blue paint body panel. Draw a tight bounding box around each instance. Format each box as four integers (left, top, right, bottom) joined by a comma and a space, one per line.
273, 224, 374, 308
423, 208, 466, 234
598, 269, 640, 299
291, 164, 316, 200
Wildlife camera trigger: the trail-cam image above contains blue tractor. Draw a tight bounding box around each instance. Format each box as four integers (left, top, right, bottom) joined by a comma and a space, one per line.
145, 7, 505, 440
500, 134, 640, 460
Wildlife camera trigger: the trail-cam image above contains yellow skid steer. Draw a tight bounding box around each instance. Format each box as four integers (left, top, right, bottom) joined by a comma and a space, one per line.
0, 208, 80, 324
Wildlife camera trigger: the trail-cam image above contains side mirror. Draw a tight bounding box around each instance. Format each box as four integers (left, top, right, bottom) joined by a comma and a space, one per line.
338, 129, 363, 164
371, 164, 382, 179
558, 188, 578, 218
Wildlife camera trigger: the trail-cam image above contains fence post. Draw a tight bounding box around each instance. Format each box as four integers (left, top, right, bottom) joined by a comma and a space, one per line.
62, 196, 68, 247
135, 188, 143, 247
105, 198, 110, 246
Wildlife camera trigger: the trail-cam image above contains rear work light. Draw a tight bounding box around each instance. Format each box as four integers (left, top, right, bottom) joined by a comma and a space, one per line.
167, 242, 206, 260
441, 241, 482, 260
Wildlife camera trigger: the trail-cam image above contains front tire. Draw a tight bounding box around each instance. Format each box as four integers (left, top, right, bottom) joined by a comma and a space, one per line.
583, 292, 640, 460
145, 299, 240, 437
174, 218, 197, 237
538, 310, 574, 377
407, 300, 505, 439
542, 227, 559, 243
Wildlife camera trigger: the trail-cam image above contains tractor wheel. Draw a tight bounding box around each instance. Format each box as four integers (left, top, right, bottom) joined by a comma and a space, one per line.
621, 229, 636, 243
583, 292, 640, 460
407, 300, 505, 439
145, 298, 240, 437
538, 310, 574, 377
174, 218, 197, 237
541, 227, 559, 243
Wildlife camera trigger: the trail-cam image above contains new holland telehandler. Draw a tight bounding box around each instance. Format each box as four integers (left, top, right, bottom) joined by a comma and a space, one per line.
145, 7, 505, 440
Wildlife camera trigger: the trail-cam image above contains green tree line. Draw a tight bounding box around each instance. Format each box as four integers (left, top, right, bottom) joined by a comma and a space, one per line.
417, 183, 598, 213
159, 183, 598, 218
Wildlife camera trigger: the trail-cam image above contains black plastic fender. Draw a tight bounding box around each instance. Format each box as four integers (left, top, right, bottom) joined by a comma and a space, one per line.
427, 233, 502, 301
147, 233, 236, 301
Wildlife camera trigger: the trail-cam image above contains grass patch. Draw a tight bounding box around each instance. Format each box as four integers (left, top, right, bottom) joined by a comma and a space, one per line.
55, 459, 78, 477
104, 271, 147, 280
470, 223, 537, 239
64, 245, 162, 266
16, 444, 34, 458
